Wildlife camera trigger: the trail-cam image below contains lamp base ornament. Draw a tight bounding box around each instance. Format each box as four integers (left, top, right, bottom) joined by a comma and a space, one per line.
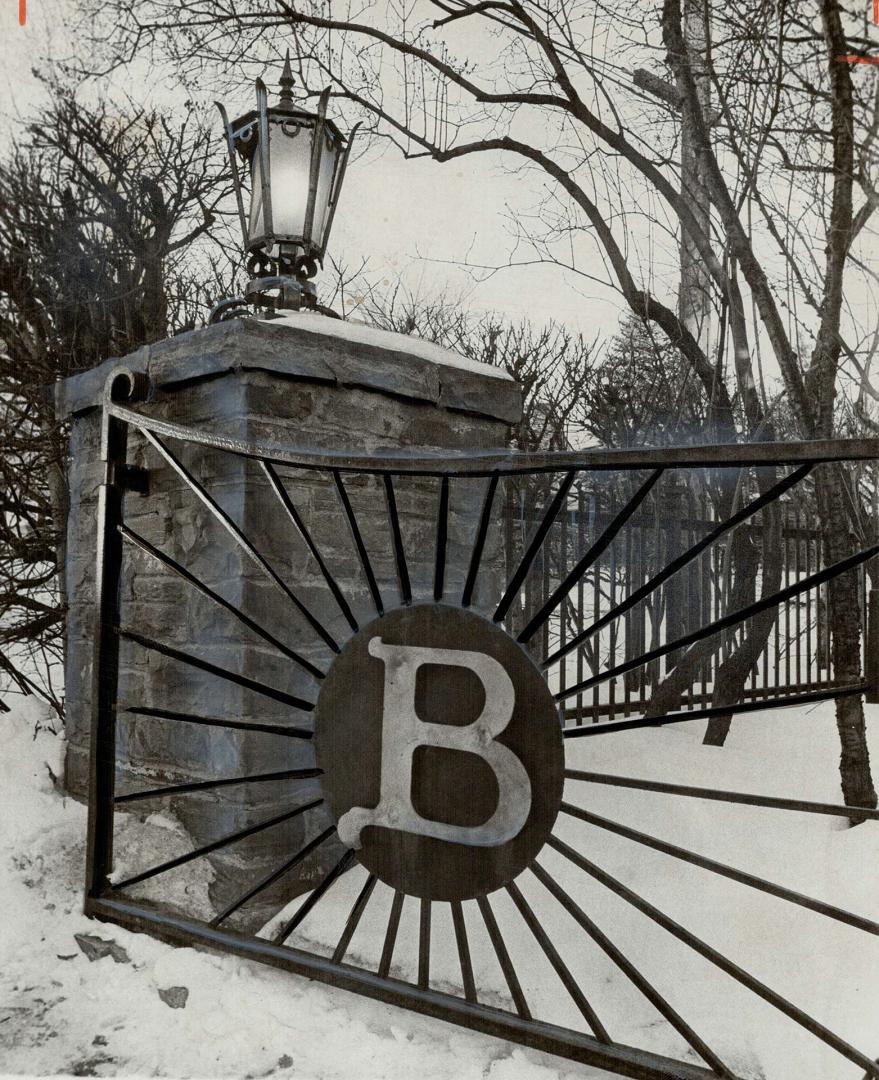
208, 275, 340, 324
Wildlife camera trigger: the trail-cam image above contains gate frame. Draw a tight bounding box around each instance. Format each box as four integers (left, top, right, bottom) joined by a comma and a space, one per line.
83, 369, 879, 1080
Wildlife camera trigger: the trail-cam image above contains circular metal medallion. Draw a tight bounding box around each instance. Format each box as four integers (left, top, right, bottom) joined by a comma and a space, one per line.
314, 603, 564, 901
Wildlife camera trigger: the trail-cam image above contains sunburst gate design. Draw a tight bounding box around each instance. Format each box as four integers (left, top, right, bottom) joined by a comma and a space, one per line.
85, 369, 879, 1080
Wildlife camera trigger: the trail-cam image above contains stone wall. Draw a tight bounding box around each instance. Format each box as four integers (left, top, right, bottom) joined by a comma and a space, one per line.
59, 313, 521, 928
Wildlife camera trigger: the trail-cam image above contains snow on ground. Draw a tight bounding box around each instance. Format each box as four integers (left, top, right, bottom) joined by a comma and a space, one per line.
0, 696, 613, 1080
1, 693, 878, 1080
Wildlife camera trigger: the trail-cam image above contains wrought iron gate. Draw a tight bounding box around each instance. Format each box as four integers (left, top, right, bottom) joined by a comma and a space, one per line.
85, 368, 879, 1080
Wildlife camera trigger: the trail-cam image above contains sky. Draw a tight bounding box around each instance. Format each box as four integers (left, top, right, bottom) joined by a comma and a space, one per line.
0, 0, 634, 341
0, 0, 626, 344
2, 0, 876, 393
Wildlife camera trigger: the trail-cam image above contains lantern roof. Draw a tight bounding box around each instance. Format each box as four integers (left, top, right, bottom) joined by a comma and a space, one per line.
229, 53, 347, 149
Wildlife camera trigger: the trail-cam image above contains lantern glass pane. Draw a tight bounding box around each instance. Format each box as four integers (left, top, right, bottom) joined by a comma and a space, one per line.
268, 119, 313, 240
314, 131, 341, 246
248, 151, 266, 242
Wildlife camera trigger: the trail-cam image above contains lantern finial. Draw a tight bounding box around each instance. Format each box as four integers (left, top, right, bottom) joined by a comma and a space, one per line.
279, 50, 295, 104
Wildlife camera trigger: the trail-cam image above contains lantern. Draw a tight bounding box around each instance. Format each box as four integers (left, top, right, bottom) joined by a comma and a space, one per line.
216, 54, 357, 310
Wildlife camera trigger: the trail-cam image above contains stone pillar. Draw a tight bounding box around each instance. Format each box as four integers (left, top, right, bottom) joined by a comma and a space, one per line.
59, 313, 521, 928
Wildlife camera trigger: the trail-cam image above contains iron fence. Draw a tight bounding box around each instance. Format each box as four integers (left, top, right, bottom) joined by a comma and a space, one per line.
503, 473, 866, 725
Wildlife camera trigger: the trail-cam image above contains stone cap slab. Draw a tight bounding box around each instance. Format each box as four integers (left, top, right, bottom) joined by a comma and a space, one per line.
56, 314, 522, 426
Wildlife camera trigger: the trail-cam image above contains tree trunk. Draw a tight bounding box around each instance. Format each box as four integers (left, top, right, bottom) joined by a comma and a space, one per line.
678, 0, 712, 359
643, 466, 782, 741
817, 472, 877, 819
141, 250, 168, 343
703, 499, 782, 744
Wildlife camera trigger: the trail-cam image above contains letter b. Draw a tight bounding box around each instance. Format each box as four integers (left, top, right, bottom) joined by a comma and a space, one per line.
337, 638, 532, 850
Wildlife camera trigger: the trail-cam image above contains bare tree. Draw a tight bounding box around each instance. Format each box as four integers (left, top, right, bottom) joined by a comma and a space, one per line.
577, 313, 707, 448
0, 82, 234, 716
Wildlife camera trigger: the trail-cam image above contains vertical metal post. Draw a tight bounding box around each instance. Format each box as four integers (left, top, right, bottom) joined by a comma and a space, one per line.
576, 485, 586, 725
303, 88, 330, 247
255, 79, 274, 243
84, 370, 146, 906
865, 587, 879, 703
321, 123, 360, 258
607, 485, 617, 720
215, 102, 249, 246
